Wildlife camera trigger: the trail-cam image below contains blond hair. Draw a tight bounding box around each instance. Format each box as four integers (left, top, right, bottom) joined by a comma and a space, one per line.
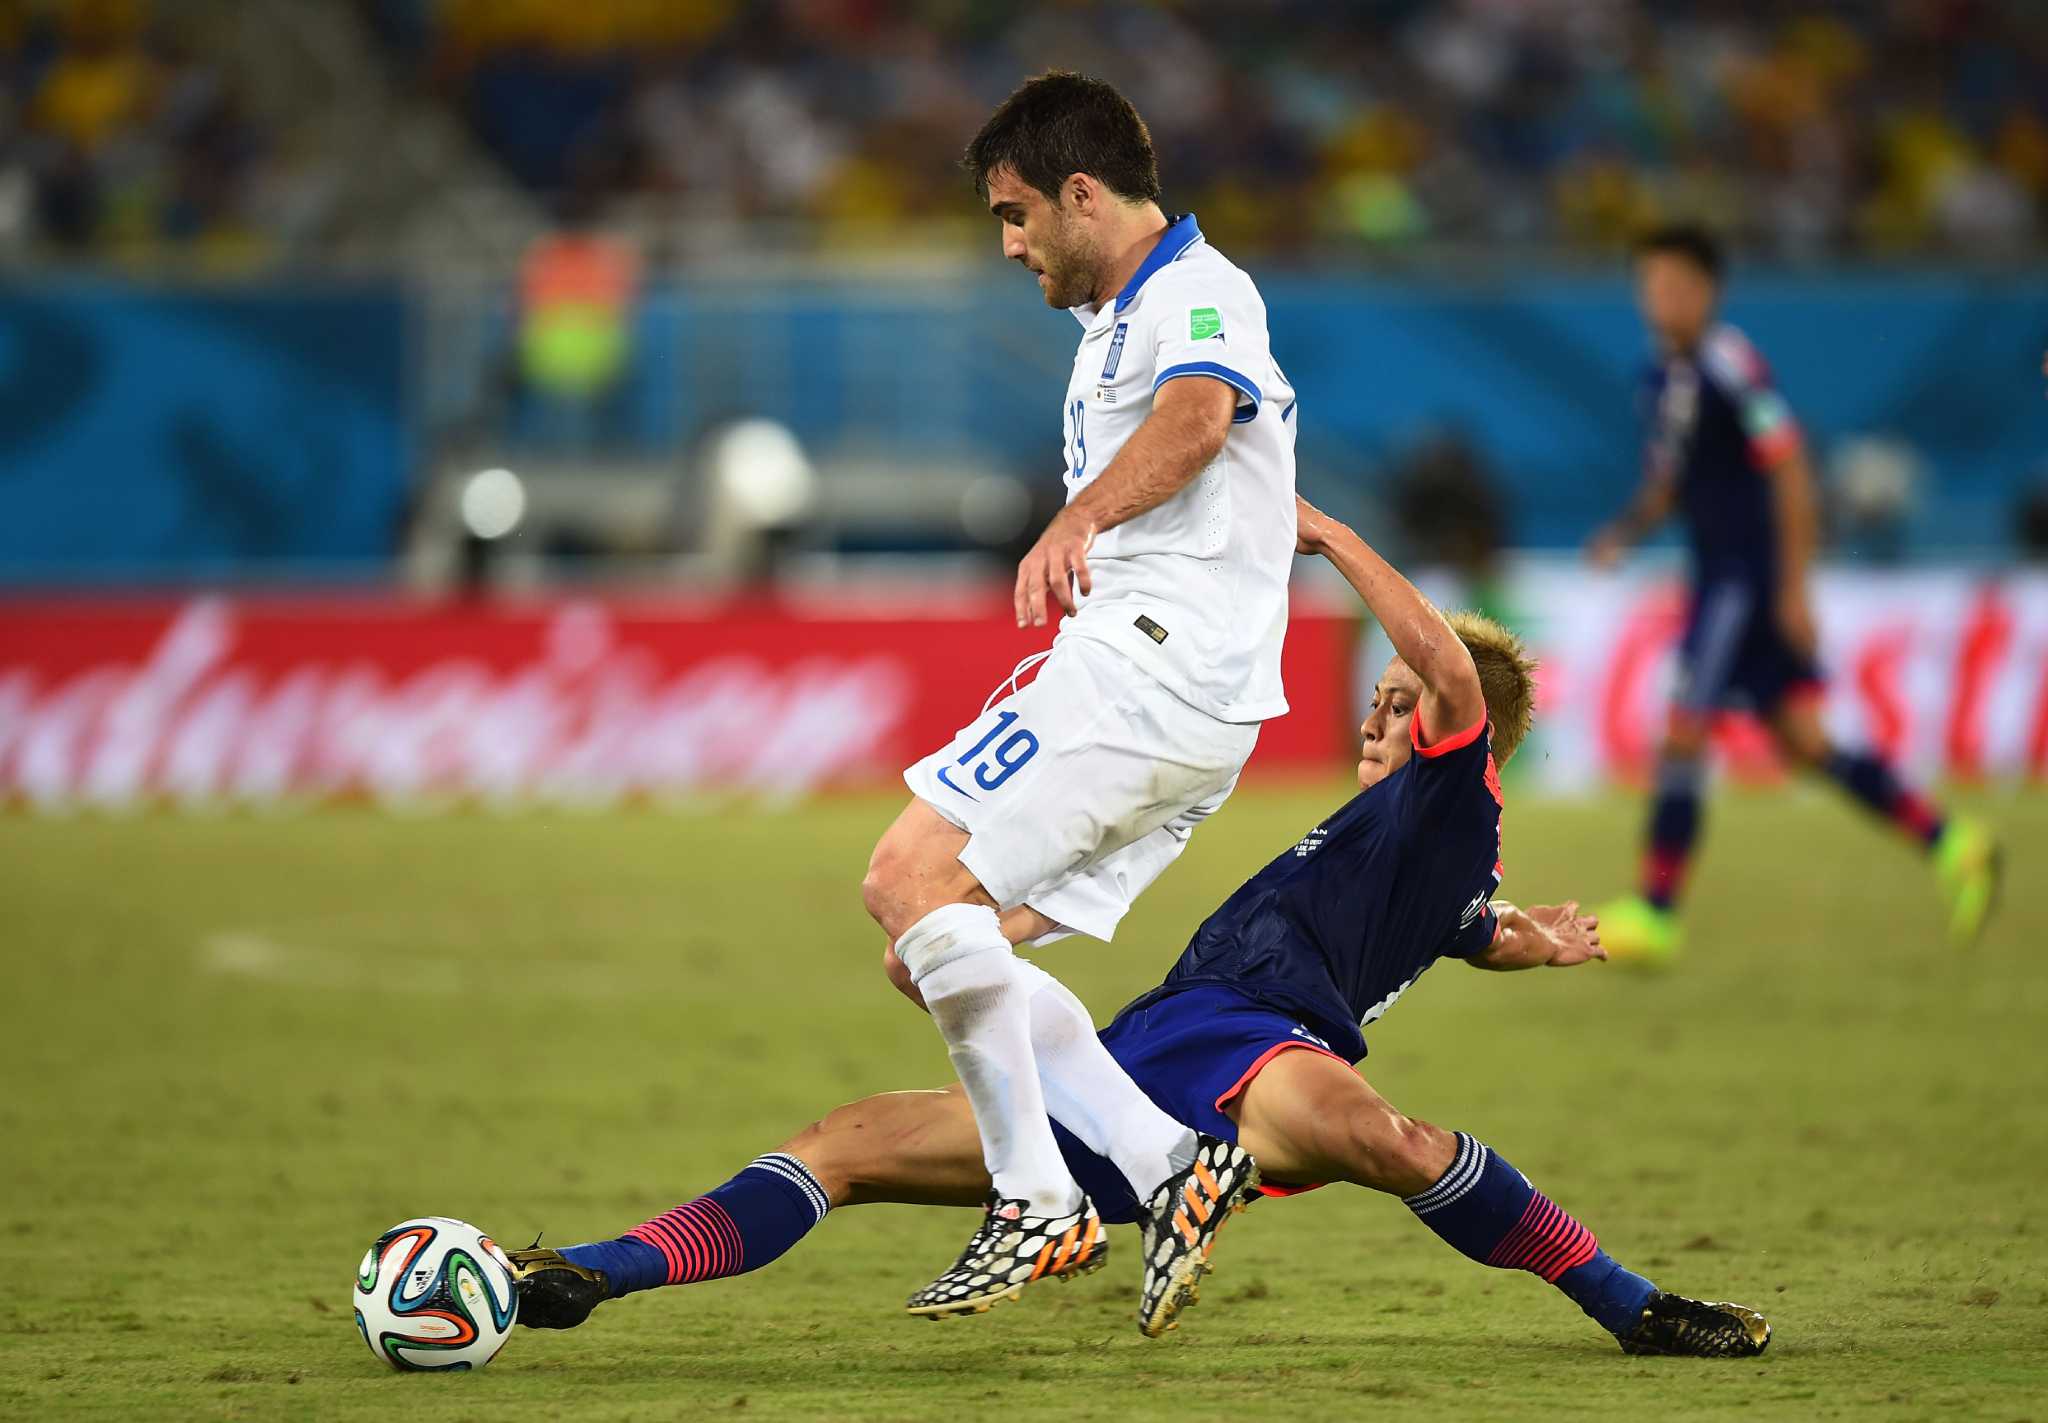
1444, 611, 1537, 764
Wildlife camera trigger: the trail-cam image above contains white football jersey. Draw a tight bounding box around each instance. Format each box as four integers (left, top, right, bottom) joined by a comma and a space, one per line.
1054, 214, 1296, 723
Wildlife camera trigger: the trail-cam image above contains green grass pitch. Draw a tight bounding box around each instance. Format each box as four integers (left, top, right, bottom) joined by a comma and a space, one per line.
2, 785, 2044, 1420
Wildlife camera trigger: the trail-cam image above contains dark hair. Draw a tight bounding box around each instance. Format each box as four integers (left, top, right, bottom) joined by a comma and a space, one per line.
1634, 223, 1724, 282
963, 71, 1161, 205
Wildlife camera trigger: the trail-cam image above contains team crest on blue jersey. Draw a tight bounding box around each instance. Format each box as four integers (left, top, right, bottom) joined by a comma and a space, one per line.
1100, 322, 1129, 383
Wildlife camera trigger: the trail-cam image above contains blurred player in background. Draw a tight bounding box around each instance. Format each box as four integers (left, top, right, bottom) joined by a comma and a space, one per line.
1590, 225, 2000, 964
857, 72, 1299, 1332
509, 501, 1770, 1359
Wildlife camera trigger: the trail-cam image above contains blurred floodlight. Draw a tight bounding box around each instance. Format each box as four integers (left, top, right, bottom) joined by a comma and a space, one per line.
709, 419, 815, 528
460, 467, 528, 540
960, 475, 1032, 547
1832, 436, 1921, 521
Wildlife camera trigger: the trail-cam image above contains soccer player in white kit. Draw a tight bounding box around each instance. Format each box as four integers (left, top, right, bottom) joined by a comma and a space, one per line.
860, 71, 1299, 1335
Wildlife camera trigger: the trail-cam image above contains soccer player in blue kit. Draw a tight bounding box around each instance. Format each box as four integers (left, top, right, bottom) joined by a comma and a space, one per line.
1591, 225, 2000, 963
508, 500, 1770, 1358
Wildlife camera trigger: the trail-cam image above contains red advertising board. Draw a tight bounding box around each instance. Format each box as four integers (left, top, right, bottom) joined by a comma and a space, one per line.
1489, 565, 2048, 792
0, 592, 1354, 807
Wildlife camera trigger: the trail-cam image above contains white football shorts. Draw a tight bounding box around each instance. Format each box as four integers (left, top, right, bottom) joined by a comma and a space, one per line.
903, 634, 1257, 943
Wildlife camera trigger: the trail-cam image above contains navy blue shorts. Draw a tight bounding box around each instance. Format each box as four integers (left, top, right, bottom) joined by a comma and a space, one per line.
1674, 580, 1823, 717
1050, 984, 1350, 1224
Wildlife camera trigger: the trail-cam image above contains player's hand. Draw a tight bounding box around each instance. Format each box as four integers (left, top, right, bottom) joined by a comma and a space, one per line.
1776, 588, 1818, 659
1585, 525, 1628, 570
1294, 493, 1327, 552
1286, 493, 1351, 552
1528, 900, 1605, 966
1014, 508, 1095, 627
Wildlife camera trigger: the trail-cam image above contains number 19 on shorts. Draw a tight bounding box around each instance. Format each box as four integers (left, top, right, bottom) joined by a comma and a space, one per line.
937, 710, 1039, 798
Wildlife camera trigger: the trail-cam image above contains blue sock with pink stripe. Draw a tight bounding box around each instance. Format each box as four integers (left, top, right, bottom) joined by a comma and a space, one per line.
1642, 755, 1704, 911
1404, 1133, 1655, 1336
557, 1153, 831, 1298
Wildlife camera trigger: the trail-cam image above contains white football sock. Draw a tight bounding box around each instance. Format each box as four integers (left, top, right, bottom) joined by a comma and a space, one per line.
1012, 956, 1198, 1198
896, 904, 1082, 1217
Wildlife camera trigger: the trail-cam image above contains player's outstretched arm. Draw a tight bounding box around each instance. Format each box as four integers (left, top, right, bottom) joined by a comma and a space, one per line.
1295, 495, 1485, 738
1586, 463, 1676, 568
1761, 442, 1820, 656
1469, 899, 1605, 971
1015, 375, 1238, 626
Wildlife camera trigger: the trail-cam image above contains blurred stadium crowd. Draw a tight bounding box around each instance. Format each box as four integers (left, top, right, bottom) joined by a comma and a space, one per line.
0, 0, 281, 264
327, 0, 2039, 259
5, 0, 2047, 264
359, 0, 2048, 258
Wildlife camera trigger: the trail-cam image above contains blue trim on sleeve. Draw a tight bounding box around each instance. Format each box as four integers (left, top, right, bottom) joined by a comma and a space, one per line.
1155, 359, 1261, 414
1113, 214, 1203, 314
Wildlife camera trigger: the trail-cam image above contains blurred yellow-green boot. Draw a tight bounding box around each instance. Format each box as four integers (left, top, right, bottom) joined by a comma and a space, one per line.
1595, 895, 1683, 967
1934, 817, 2001, 949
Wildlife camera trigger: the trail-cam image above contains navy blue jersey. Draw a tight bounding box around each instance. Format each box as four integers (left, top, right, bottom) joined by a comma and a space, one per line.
1641, 323, 1803, 588
1125, 710, 1505, 1062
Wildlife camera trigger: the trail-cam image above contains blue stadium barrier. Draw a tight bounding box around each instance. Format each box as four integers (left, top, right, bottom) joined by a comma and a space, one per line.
0, 282, 408, 583
4, 273, 2043, 580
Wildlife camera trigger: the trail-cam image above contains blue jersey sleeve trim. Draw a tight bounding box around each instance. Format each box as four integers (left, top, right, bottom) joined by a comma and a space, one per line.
1155, 360, 1261, 414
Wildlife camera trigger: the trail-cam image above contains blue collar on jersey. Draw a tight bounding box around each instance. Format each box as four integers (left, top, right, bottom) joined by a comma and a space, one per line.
1113, 212, 1202, 314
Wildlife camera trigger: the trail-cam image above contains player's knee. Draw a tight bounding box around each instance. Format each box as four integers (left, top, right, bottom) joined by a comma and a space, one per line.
880, 945, 926, 1009
1662, 722, 1708, 760
862, 825, 956, 938
1337, 1108, 1450, 1197
1774, 721, 1829, 768
860, 842, 913, 935
1780, 737, 1825, 770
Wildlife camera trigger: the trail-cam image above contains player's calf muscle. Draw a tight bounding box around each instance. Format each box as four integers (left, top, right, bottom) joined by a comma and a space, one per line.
1336, 1108, 1455, 1196
1233, 1053, 1454, 1196
878, 904, 1051, 1008
776, 1090, 987, 1208
1256, 1102, 1448, 1196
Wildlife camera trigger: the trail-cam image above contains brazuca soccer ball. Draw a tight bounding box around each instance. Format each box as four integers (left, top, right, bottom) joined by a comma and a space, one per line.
354, 1217, 519, 1371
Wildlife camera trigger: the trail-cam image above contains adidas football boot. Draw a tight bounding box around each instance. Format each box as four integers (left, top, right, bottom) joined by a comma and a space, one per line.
905, 1191, 1106, 1319
1617, 1292, 1771, 1357
505, 1242, 609, 1330
1136, 1135, 1261, 1337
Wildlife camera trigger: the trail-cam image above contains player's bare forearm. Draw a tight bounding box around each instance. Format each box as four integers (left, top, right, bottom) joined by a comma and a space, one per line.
1469, 900, 1605, 971
1065, 376, 1236, 532
1296, 497, 1485, 735
1768, 448, 1817, 582
1014, 376, 1235, 626
1766, 446, 1819, 650
1589, 467, 1675, 564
